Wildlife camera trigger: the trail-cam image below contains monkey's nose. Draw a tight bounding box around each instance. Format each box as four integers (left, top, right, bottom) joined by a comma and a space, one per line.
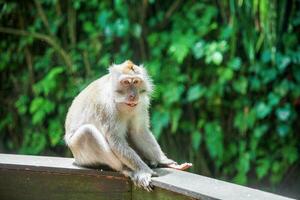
129, 94, 135, 101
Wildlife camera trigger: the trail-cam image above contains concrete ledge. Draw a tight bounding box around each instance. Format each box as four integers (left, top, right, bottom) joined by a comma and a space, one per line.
0, 154, 293, 200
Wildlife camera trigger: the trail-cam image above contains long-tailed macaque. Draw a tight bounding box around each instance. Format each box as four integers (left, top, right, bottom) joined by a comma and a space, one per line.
65, 60, 192, 190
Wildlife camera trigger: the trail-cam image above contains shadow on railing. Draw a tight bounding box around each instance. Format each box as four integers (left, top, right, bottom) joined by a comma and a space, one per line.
0, 154, 293, 200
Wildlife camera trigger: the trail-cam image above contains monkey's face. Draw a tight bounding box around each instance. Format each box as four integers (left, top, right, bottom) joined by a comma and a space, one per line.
114, 75, 148, 109
110, 60, 153, 111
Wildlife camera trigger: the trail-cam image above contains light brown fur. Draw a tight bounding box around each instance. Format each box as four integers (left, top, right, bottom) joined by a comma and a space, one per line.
122, 60, 137, 74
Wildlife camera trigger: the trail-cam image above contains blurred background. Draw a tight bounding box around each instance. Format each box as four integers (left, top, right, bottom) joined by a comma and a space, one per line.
0, 0, 299, 198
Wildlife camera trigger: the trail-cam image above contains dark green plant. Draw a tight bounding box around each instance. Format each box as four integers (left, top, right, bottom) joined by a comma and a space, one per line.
0, 0, 299, 192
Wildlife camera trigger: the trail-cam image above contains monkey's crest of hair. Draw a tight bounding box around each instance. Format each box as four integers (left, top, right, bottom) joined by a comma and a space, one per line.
109, 60, 154, 93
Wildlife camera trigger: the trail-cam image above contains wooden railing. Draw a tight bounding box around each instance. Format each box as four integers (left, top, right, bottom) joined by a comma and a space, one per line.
0, 154, 293, 200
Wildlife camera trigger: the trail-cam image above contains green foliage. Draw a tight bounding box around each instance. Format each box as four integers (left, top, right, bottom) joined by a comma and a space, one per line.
204, 122, 223, 165
187, 84, 206, 102
0, 0, 299, 191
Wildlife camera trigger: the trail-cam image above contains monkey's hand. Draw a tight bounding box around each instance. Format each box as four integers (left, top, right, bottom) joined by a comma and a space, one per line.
131, 170, 156, 192
158, 158, 177, 165
167, 163, 193, 171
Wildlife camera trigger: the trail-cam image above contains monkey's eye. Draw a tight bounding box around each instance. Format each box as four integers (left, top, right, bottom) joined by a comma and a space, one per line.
121, 79, 130, 85
133, 79, 140, 85
115, 90, 124, 94
140, 89, 147, 94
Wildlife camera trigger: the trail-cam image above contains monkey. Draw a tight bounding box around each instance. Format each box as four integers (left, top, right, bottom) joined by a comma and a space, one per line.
64, 60, 192, 191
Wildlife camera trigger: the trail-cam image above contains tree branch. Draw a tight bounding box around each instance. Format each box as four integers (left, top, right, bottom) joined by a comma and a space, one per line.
0, 27, 73, 74
68, 1, 76, 47
158, 0, 182, 29
33, 0, 53, 36
24, 47, 35, 89
82, 50, 91, 78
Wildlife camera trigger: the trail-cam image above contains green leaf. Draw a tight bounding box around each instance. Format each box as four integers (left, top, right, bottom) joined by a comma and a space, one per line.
255, 102, 271, 119
268, 92, 280, 107
211, 51, 223, 65
114, 18, 130, 37
33, 66, 64, 96
249, 76, 261, 91
261, 50, 271, 63
276, 104, 291, 121
204, 41, 227, 65
293, 66, 300, 83
228, 57, 242, 70
30, 97, 45, 114
163, 84, 184, 105
282, 146, 298, 164
169, 40, 189, 63
218, 67, 234, 83
48, 120, 63, 146
276, 55, 290, 72
191, 131, 202, 151
256, 159, 271, 179
233, 172, 247, 185
97, 10, 111, 28
19, 131, 47, 155
204, 122, 223, 161
15, 95, 29, 115
171, 109, 182, 133
73, 0, 81, 9
261, 68, 277, 84
254, 124, 268, 138
151, 110, 169, 139
274, 80, 290, 97
132, 24, 142, 38
220, 25, 233, 39
234, 109, 256, 133
0, 113, 13, 132
30, 97, 55, 125
276, 123, 290, 137
192, 41, 205, 59
187, 84, 205, 102
169, 31, 196, 63
237, 152, 250, 174
270, 161, 282, 184
83, 21, 95, 33
233, 76, 248, 94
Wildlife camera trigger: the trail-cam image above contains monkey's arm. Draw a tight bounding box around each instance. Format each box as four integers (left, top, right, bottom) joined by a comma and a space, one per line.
106, 133, 153, 173
130, 130, 193, 170
130, 129, 177, 167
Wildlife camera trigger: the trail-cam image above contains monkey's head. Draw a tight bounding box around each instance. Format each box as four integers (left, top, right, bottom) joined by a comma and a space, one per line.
109, 60, 153, 110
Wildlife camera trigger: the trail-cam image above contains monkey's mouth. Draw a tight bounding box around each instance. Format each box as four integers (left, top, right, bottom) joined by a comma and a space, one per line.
125, 102, 138, 107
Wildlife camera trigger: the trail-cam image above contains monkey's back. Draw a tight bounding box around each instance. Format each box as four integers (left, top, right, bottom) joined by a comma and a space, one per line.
64, 74, 111, 139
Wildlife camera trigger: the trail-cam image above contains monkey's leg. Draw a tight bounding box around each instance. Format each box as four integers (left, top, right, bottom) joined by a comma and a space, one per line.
66, 124, 123, 171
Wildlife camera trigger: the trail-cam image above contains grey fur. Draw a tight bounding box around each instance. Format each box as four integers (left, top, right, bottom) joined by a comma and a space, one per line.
64, 61, 175, 191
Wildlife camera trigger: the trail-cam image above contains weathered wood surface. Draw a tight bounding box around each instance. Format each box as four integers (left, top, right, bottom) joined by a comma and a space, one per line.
0, 154, 130, 200
132, 186, 197, 200
0, 169, 130, 200
0, 154, 294, 200
151, 168, 294, 200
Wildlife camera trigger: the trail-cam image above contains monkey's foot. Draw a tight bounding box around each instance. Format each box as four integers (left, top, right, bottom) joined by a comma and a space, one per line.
167, 162, 193, 171
131, 171, 153, 192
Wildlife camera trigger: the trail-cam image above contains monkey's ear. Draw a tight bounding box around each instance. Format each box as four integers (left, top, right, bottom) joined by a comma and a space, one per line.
139, 64, 154, 94
138, 64, 150, 78
109, 62, 125, 75
108, 63, 119, 75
